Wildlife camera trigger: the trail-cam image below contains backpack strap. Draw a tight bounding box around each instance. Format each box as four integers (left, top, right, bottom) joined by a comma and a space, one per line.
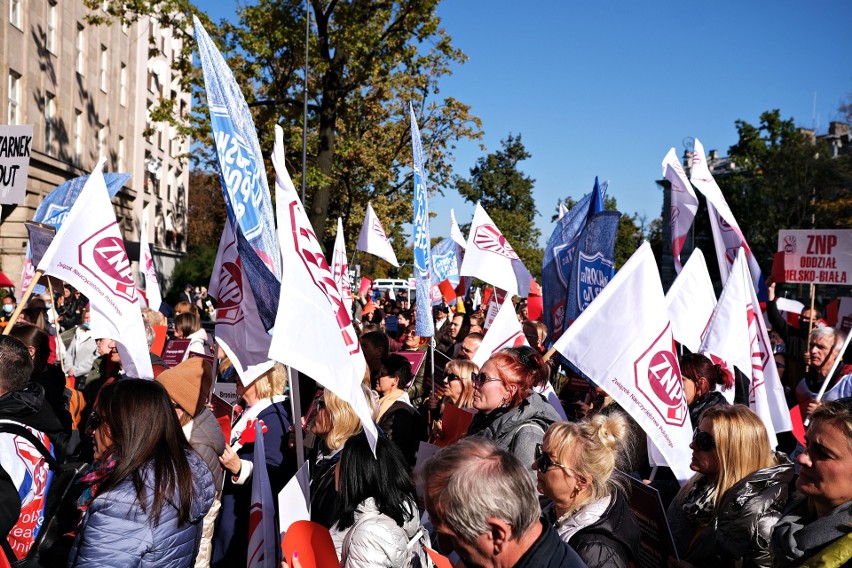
0, 422, 59, 471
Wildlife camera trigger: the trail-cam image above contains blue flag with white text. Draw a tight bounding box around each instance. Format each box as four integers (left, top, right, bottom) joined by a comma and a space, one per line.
565, 210, 620, 325
410, 105, 434, 338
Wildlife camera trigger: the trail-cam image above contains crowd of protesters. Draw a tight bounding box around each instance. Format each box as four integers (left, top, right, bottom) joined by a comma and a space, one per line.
1, 279, 852, 568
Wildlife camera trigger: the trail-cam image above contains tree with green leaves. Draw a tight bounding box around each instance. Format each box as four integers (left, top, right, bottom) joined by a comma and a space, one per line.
456, 134, 542, 277
88, 0, 482, 252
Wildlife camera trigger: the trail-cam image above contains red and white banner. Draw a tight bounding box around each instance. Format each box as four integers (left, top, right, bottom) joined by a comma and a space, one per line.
776, 229, 852, 285
699, 248, 791, 447
689, 138, 763, 294
472, 297, 528, 368
662, 148, 699, 274
269, 125, 377, 452
208, 222, 275, 386
139, 204, 162, 312
459, 203, 532, 297
36, 158, 153, 380
450, 208, 467, 249
331, 217, 353, 315
665, 249, 716, 353
356, 202, 399, 267
552, 242, 693, 482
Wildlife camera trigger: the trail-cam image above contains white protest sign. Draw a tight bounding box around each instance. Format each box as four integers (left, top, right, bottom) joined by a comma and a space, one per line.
777, 229, 852, 285
0, 125, 33, 205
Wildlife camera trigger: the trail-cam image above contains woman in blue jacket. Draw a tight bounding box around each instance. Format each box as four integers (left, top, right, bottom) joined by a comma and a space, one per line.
68, 379, 214, 567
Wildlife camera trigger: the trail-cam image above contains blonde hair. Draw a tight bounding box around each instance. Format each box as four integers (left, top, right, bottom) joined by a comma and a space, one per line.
253, 363, 287, 399
323, 389, 363, 451
679, 405, 775, 508
443, 359, 478, 409
174, 300, 198, 316
545, 412, 633, 507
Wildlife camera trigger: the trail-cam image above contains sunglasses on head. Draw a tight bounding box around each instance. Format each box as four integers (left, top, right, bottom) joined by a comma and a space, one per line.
534, 443, 570, 474
693, 429, 716, 452
471, 372, 502, 388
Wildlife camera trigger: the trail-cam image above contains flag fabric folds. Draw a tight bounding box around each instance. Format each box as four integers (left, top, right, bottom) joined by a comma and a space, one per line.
410, 105, 434, 338
268, 125, 378, 452
552, 242, 693, 481
247, 419, 279, 568
332, 217, 353, 315
472, 297, 528, 368
139, 204, 162, 312
36, 159, 154, 380
430, 238, 461, 290
662, 148, 699, 273
356, 203, 399, 267
665, 249, 716, 353
460, 203, 532, 297
194, 16, 281, 331
565, 210, 620, 327
208, 222, 275, 387
450, 208, 467, 249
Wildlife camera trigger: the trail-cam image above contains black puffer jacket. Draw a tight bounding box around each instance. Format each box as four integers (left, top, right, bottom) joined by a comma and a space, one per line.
561, 490, 639, 568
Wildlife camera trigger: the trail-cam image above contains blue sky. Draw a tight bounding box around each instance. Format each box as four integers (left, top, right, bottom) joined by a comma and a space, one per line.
206, 1, 852, 246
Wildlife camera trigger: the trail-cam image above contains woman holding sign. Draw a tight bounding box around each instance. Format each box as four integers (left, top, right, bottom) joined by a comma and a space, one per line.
667, 405, 793, 567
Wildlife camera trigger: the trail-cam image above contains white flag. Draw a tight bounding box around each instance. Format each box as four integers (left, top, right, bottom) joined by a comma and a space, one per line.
662, 148, 699, 273
139, 204, 162, 312
689, 139, 763, 293
459, 202, 532, 297
450, 208, 467, 249
665, 249, 716, 353
557, 202, 569, 220
552, 242, 693, 481
37, 158, 153, 380
208, 222, 275, 386
331, 217, 353, 315
268, 125, 378, 452
356, 202, 399, 267
472, 298, 528, 368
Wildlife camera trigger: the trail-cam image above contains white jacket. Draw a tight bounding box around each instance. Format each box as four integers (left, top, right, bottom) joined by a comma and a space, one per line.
330, 497, 423, 567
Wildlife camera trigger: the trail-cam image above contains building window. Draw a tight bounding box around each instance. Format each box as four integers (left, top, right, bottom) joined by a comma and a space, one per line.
10, 0, 22, 29
119, 64, 127, 106
46, 1, 58, 53
100, 45, 108, 92
74, 110, 83, 164
44, 93, 56, 155
76, 25, 85, 75
7, 72, 21, 125
117, 136, 125, 172
97, 125, 106, 160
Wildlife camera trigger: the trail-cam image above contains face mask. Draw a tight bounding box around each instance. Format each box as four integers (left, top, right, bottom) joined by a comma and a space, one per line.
2, 304, 13, 315
83, 322, 91, 330
45, 302, 52, 310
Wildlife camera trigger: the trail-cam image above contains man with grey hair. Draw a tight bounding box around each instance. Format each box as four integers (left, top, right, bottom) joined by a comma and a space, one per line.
796, 327, 851, 418
422, 437, 585, 567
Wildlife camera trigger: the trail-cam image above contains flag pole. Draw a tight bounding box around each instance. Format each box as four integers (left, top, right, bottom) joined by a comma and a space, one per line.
2, 270, 43, 335
805, 283, 816, 373
47, 279, 67, 375
287, 366, 305, 471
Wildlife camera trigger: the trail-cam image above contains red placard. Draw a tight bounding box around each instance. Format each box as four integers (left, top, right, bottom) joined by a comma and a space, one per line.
161, 338, 190, 367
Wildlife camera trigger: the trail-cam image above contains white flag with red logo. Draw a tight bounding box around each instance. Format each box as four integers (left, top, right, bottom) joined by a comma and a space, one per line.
36, 158, 153, 380
665, 249, 716, 353
139, 204, 162, 312
552, 242, 693, 481
450, 208, 467, 249
663, 148, 699, 273
356, 202, 399, 267
472, 297, 528, 368
331, 217, 353, 315
208, 222, 275, 386
689, 139, 764, 294
269, 126, 378, 452
699, 248, 790, 447
459, 203, 532, 297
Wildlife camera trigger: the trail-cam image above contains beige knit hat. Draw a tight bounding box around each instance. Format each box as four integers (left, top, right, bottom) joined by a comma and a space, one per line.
155, 357, 213, 417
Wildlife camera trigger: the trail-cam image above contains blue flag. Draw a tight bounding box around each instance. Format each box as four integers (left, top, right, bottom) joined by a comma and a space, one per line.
194, 17, 281, 331
541, 178, 607, 343
430, 238, 461, 288
565, 210, 620, 325
33, 173, 130, 227
410, 105, 434, 338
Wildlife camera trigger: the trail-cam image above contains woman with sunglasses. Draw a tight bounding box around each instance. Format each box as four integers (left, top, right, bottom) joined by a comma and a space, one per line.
534, 413, 639, 568
679, 353, 733, 425
426, 358, 477, 445
467, 349, 561, 481
69, 379, 214, 567
772, 399, 852, 567
667, 405, 793, 567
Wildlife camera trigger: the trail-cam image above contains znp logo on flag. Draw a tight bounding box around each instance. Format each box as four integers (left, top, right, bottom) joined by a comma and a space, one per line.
79, 227, 137, 304
633, 324, 686, 426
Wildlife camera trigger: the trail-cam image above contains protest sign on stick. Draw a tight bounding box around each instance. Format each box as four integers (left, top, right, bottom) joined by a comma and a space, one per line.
776, 229, 852, 285
0, 124, 33, 205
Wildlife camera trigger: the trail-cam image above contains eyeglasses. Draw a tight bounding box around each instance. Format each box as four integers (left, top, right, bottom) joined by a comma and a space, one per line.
534, 443, 570, 474
471, 372, 502, 388
85, 412, 103, 436
444, 373, 462, 383
692, 429, 716, 452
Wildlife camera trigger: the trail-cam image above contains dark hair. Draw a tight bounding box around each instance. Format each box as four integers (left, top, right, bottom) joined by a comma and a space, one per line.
174, 311, 201, 338
95, 379, 195, 525
10, 324, 50, 374
377, 354, 412, 388
679, 352, 734, 390
0, 335, 33, 393
335, 432, 417, 530
360, 330, 389, 357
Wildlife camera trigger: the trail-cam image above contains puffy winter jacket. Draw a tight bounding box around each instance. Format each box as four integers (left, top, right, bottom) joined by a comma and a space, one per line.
67, 449, 214, 568
329, 497, 423, 568
564, 490, 640, 568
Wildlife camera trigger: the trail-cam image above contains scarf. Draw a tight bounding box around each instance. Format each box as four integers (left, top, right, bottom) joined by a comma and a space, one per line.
680, 475, 717, 527
377, 390, 406, 421
76, 452, 118, 514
